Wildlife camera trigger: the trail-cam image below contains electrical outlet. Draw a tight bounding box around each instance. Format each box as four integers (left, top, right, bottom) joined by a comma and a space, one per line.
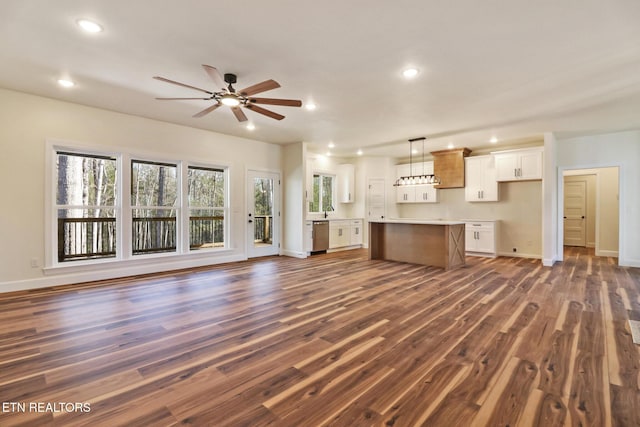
30, 258, 39, 268
512, 247, 517, 252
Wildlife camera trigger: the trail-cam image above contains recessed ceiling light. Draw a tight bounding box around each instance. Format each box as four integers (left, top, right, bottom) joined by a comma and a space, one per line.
447, 142, 455, 149
411, 149, 418, 155
246, 123, 255, 131
326, 151, 331, 156
305, 102, 317, 111
402, 68, 419, 79
490, 136, 498, 143
357, 149, 363, 156
57, 79, 75, 88
328, 142, 335, 148
76, 19, 103, 33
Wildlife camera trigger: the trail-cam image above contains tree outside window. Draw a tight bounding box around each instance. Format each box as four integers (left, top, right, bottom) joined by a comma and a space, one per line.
56, 151, 117, 262
131, 160, 178, 255
188, 166, 225, 249
309, 173, 334, 213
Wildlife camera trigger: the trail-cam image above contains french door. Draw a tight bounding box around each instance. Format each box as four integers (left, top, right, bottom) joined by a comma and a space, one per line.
247, 170, 280, 258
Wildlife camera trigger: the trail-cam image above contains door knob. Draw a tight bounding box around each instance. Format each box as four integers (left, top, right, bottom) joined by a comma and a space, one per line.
248, 220, 253, 223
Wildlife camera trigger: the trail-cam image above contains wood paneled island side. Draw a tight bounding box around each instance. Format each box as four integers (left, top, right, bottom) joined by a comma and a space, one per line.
368, 219, 466, 270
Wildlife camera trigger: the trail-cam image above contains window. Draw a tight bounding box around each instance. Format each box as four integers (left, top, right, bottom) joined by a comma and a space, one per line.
309, 173, 334, 213
188, 166, 225, 250
131, 160, 178, 255
49, 143, 230, 267
55, 151, 117, 262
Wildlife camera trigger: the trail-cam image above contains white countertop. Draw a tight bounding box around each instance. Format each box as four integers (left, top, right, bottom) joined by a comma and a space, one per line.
369, 218, 465, 225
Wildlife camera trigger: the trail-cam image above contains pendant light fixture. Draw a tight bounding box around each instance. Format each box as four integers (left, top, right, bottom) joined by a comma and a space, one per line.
393, 137, 441, 186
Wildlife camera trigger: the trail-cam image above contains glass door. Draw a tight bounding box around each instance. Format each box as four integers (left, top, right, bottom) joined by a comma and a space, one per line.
247, 170, 280, 257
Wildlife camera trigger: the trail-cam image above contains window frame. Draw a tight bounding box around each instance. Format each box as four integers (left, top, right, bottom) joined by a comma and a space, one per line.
130, 158, 180, 257
308, 172, 336, 213
185, 163, 228, 252
45, 140, 231, 271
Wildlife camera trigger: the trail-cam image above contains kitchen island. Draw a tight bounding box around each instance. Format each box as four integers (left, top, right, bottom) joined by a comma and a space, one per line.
369, 219, 465, 270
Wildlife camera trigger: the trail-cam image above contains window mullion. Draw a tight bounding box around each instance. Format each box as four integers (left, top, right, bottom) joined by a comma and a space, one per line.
180, 161, 189, 254
120, 152, 131, 260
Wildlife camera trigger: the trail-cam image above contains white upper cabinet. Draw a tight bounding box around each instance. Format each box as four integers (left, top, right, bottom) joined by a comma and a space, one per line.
493, 147, 543, 181
395, 162, 438, 203
465, 155, 498, 202
337, 164, 355, 203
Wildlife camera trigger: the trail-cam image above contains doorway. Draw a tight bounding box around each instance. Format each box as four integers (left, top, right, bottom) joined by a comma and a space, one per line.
560, 167, 619, 259
247, 170, 280, 258
367, 178, 386, 220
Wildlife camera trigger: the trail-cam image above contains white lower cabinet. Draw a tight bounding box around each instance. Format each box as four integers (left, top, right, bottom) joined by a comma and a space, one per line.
350, 220, 363, 245
329, 220, 351, 249
304, 221, 313, 252
465, 220, 498, 257
329, 219, 364, 249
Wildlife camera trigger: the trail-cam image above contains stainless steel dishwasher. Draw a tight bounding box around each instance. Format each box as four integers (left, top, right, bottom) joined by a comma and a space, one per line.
312, 220, 329, 253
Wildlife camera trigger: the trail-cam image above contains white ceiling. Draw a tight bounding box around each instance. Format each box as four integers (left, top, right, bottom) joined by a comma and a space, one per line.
1, 1, 640, 158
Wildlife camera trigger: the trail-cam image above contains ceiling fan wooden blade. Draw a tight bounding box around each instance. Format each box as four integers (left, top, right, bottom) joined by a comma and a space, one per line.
238, 79, 281, 96
153, 76, 213, 95
156, 97, 211, 100
202, 65, 227, 91
248, 97, 302, 107
193, 103, 221, 118
245, 104, 285, 120
231, 107, 248, 122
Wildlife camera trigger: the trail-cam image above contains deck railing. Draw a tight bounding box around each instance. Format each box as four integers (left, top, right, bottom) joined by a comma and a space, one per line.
58, 215, 225, 262
253, 215, 273, 244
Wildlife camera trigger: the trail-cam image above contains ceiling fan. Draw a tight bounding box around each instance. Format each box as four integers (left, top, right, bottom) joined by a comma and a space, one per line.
153, 65, 302, 121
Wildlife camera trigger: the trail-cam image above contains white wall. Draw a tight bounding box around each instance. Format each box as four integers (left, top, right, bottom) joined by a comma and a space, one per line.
555, 130, 640, 267
282, 142, 305, 257
0, 88, 282, 291
397, 183, 543, 258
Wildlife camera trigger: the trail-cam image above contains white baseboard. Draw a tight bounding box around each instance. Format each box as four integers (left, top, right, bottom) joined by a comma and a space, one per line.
282, 250, 307, 259
327, 245, 362, 253
0, 253, 246, 294
620, 258, 640, 268
596, 249, 619, 257
497, 251, 542, 260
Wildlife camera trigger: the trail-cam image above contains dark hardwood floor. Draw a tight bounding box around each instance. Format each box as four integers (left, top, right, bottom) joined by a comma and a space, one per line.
0, 248, 639, 426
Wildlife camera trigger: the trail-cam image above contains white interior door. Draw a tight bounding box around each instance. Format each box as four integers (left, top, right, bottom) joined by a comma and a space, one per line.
367, 178, 386, 220
564, 180, 586, 247
247, 170, 280, 257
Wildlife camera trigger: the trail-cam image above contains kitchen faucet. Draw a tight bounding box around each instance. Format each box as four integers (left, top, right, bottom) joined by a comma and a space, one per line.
324, 205, 334, 218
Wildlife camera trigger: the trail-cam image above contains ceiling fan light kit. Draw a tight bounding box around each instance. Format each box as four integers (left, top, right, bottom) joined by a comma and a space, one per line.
393, 137, 441, 187
154, 65, 302, 122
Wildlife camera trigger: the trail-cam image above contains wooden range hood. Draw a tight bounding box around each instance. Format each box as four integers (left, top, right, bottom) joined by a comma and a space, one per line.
431, 147, 471, 188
